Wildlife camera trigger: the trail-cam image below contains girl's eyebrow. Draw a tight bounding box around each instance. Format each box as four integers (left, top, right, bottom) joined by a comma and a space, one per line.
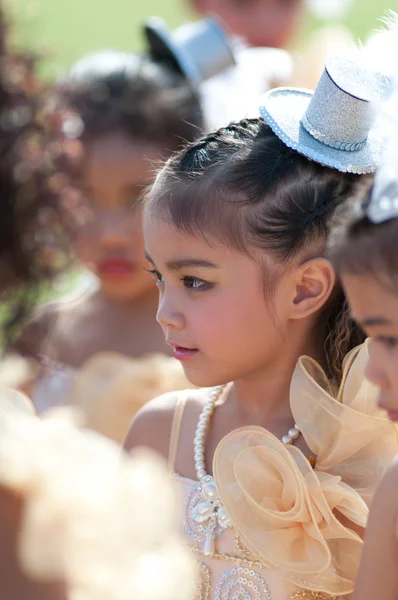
144, 253, 219, 270
166, 258, 219, 270
359, 316, 394, 327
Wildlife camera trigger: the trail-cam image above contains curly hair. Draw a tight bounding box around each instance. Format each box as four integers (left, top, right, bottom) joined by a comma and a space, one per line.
0, 9, 76, 345
146, 118, 368, 384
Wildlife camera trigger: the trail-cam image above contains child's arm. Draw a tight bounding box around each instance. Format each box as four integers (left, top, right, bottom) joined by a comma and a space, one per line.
353, 460, 398, 600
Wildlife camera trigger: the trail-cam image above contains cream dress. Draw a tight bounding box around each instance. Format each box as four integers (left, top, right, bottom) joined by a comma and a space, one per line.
168, 343, 398, 600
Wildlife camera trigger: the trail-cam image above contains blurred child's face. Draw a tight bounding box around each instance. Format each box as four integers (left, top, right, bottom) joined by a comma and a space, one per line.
341, 272, 398, 421
193, 0, 304, 48
75, 133, 159, 302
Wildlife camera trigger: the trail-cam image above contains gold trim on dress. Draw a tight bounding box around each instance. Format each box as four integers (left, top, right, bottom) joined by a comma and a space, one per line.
289, 591, 335, 600
195, 562, 211, 600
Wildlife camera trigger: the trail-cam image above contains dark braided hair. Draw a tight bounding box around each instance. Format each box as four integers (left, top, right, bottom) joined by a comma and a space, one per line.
146, 117, 368, 384
0, 9, 77, 346
55, 50, 204, 152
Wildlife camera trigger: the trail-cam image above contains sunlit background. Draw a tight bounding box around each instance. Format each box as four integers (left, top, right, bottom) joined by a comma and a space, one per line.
8, 0, 398, 79
4, 0, 398, 308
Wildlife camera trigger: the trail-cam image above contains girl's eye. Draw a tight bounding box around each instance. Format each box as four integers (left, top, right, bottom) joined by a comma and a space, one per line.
181, 276, 210, 290
376, 336, 398, 349
144, 268, 163, 284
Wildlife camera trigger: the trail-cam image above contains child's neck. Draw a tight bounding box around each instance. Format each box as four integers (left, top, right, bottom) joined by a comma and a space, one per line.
229, 328, 326, 426
230, 358, 297, 426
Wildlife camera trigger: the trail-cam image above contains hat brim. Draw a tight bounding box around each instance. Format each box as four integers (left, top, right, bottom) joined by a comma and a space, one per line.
259, 88, 383, 174
143, 18, 200, 83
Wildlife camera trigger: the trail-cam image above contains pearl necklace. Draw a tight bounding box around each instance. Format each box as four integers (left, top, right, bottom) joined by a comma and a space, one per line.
193, 385, 301, 555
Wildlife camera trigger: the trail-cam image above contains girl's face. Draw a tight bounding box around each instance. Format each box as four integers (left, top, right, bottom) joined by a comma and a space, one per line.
75, 133, 159, 302
193, 0, 304, 48
143, 214, 302, 387
341, 272, 398, 421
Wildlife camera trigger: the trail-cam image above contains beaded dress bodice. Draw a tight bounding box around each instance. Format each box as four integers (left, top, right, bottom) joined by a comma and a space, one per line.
175, 474, 324, 600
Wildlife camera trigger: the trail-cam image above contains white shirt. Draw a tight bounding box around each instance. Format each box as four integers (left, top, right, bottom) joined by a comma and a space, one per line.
200, 45, 293, 129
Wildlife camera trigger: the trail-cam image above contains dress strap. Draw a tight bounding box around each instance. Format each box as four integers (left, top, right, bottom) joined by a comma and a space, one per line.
168, 394, 188, 473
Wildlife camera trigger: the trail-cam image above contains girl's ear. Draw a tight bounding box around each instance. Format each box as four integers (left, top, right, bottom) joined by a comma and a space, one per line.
290, 258, 336, 320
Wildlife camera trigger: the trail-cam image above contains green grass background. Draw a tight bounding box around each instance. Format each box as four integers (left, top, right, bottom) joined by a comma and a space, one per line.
8, 0, 398, 79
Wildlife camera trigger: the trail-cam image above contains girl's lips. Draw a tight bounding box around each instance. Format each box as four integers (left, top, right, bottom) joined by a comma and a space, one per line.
168, 343, 199, 362
97, 258, 135, 277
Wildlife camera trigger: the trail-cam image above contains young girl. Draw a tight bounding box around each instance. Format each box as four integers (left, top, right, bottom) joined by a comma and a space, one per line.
11, 47, 207, 422
16, 49, 205, 367
125, 57, 398, 599
328, 97, 398, 600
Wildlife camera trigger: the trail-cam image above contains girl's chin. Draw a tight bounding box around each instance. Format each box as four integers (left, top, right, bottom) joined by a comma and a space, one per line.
181, 364, 232, 389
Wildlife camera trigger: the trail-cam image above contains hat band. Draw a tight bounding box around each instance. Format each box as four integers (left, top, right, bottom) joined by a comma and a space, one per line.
301, 113, 367, 152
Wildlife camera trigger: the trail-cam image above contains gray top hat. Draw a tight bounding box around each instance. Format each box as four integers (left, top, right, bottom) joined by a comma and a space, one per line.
259, 56, 392, 174
143, 17, 236, 85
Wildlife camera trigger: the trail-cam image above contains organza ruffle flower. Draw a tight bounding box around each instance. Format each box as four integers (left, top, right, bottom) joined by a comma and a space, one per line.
214, 343, 398, 595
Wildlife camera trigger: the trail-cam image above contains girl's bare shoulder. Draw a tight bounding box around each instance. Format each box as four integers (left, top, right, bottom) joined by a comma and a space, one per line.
123, 387, 209, 458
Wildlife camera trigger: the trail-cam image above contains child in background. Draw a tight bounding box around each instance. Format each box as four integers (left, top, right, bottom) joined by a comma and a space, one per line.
125, 55, 398, 599
15, 19, 236, 430
195, 0, 298, 128
17, 17, 236, 369
328, 93, 398, 600
191, 0, 354, 126
13, 50, 202, 422
17, 50, 204, 367
189, 0, 305, 49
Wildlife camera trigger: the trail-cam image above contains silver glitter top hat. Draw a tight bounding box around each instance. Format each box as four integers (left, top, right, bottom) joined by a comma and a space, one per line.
143, 17, 236, 85
259, 56, 392, 174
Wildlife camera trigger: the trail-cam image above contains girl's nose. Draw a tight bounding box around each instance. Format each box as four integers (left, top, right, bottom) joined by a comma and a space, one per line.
156, 291, 185, 330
